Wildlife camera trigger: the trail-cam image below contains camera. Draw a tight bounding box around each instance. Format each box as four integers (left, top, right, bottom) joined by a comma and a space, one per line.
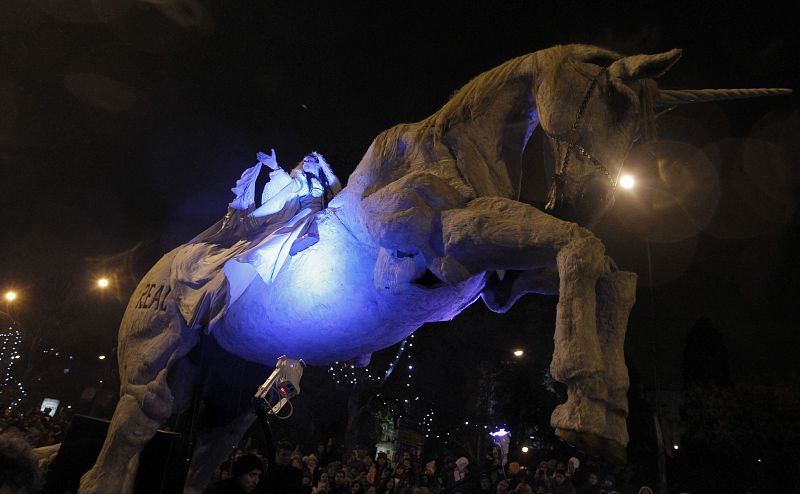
254, 356, 305, 415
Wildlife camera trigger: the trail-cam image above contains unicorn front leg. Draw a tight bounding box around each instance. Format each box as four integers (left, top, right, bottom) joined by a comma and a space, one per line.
438, 197, 634, 459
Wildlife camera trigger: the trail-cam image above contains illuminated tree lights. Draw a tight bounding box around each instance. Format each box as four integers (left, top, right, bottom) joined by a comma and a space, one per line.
327, 334, 510, 448
0, 322, 27, 408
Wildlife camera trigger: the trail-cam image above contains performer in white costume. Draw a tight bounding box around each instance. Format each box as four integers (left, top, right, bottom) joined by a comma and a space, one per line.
231, 151, 340, 283
171, 149, 341, 329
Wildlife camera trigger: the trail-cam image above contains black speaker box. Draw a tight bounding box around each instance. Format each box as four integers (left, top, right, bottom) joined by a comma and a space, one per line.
43, 415, 183, 493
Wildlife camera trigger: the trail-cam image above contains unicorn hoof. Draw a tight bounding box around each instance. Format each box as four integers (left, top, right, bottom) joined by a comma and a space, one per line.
555, 428, 627, 465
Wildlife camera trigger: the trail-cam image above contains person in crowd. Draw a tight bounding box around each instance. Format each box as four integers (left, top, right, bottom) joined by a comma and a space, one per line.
204, 454, 263, 494
317, 443, 330, 465
532, 461, 551, 491
305, 453, 322, 485
451, 457, 469, 486
496, 479, 510, 494
326, 438, 344, 466
0, 432, 42, 494
329, 470, 350, 494
477, 474, 494, 493
361, 454, 374, 481
401, 456, 417, 484
598, 474, 619, 494
578, 472, 600, 494
264, 441, 303, 494
552, 469, 577, 494
348, 449, 367, 474
367, 451, 389, 485
512, 481, 533, 494
292, 450, 304, 471
312, 471, 330, 494
381, 477, 397, 494
390, 465, 406, 489
300, 471, 314, 494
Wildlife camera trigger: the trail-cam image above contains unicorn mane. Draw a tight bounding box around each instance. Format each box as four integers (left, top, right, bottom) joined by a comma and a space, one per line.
372, 53, 535, 168
368, 44, 659, 193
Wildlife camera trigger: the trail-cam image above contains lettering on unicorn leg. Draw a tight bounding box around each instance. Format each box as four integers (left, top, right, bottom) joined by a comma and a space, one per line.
135, 283, 171, 312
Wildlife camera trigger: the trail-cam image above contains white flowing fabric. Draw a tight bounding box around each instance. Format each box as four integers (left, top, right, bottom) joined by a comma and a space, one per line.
171, 167, 327, 331
229, 162, 293, 211
225, 173, 325, 300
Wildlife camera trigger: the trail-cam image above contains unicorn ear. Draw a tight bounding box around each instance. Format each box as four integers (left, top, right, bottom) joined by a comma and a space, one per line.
570, 45, 623, 66
609, 49, 682, 80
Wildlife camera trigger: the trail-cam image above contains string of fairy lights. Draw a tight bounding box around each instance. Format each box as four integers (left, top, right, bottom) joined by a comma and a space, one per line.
327, 334, 415, 385
327, 333, 512, 447
1, 320, 27, 408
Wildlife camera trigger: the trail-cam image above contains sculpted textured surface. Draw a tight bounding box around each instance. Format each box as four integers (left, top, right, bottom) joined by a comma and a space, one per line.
79, 44, 782, 493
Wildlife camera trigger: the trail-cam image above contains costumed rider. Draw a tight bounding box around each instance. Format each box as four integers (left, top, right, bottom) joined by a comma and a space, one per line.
171, 149, 341, 330
219, 149, 289, 239
247, 150, 340, 255
222, 150, 340, 287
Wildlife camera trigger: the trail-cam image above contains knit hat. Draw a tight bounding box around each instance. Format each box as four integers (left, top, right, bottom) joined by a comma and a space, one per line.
234, 454, 264, 477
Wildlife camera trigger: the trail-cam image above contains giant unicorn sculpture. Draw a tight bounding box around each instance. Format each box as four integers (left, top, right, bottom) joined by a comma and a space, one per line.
79, 45, 789, 493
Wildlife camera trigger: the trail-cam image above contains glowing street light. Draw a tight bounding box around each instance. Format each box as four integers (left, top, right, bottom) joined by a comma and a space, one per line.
521, 446, 529, 453
513, 349, 524, 357
4, 291, 17, 302
97, 278, 110, 288
98, 355, 107, 360
619, 175, 635, 189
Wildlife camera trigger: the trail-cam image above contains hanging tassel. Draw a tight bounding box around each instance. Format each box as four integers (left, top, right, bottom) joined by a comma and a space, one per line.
544, 174, 560, 210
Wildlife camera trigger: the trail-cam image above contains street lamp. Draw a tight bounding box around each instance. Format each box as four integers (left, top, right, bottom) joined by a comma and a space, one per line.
4, 291, 16, 302
512, 349, 524, 357
619, 174, 635, 189
97, 278, 110, 289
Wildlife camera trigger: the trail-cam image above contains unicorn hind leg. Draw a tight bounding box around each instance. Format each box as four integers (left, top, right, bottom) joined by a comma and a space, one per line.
80, 250, 200, 493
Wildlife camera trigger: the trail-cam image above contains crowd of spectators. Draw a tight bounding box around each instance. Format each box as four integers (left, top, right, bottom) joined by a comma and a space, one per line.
205, 438, 651, 494
0, 407, 659, 494
0, 407, 67, 450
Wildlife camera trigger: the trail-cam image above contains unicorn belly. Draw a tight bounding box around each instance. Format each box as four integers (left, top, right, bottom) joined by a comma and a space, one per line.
212, 214, 485, 365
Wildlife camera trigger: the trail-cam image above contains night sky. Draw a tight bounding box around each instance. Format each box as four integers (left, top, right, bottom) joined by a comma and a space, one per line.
1, 1, 798, 393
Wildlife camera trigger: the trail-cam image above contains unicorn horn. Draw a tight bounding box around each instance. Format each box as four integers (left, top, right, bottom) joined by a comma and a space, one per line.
655, 87, 792, 106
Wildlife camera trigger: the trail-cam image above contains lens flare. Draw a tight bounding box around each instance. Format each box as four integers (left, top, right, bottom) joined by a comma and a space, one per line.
619, 175, 635, 189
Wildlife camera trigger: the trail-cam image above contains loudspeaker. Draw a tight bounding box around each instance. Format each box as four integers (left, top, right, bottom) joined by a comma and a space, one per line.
44, 415, 182, 493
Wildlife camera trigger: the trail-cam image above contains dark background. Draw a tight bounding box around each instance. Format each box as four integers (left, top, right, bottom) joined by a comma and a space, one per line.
1, 1, 798, 415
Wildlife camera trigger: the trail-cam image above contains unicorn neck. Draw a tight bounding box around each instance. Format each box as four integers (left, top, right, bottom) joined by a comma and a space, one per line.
433, 52, 542, 198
